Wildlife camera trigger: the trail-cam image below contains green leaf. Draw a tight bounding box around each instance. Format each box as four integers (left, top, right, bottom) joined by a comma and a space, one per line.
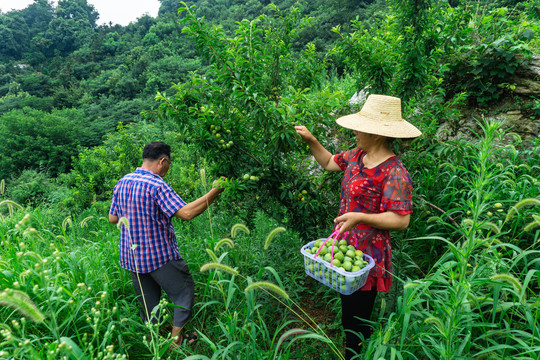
60, 337, 86, 360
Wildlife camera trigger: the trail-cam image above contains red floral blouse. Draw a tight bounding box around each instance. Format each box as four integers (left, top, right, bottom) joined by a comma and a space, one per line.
334, 148, 413, 293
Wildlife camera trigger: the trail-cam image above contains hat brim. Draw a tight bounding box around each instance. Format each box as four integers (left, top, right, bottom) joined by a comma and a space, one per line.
336, 113, 422, 138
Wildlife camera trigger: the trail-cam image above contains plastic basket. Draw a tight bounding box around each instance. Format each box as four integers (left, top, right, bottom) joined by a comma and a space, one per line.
300, 239, 375, 295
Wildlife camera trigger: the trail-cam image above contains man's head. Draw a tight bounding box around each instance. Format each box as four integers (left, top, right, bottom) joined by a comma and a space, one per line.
143, 142, 171, 161
142, 142, 172, 177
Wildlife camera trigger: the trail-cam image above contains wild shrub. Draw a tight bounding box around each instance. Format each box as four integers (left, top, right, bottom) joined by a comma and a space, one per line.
4, 170, 65, 207
431, 4, 537, 105
0, 108, 84, 179
332, 2, 538, 106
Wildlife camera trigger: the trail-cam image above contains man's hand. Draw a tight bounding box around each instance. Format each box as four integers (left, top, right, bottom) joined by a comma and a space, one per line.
174, 177, 226, 220
212, 177, 227, 192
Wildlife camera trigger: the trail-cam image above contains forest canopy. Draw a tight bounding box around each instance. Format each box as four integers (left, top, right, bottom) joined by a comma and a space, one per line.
0, 0, 538, 183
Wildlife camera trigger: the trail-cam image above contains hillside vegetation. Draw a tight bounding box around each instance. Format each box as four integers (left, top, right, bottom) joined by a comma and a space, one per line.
0, 0, 539, 359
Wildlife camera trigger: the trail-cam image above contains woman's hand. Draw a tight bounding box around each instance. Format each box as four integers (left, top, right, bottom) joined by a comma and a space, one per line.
294, 125, 341, 171
334, 212, 362, 234
294, 125, 316, 144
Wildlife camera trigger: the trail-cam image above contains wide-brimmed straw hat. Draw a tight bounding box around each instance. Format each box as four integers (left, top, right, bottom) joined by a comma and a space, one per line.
336, 94, 422, 138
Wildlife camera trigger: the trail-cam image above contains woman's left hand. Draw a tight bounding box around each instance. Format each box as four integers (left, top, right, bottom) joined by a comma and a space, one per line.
334, 212, 362, 234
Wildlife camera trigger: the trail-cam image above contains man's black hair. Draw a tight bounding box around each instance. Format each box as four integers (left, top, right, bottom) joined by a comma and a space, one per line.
142, 142, 171, 161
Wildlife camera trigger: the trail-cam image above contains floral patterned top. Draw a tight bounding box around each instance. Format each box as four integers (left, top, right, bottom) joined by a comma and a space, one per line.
334, 148, 413, 293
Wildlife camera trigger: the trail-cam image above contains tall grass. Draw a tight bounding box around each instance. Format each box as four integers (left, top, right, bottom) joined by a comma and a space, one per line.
0, 207, 139, 359
160, 205, 345, 359
365, 119, 540, 359
1, 118, 538, 359
0, 201, 343, 359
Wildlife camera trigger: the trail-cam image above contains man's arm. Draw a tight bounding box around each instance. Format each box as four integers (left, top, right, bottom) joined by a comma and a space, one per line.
174, 186, 224, 221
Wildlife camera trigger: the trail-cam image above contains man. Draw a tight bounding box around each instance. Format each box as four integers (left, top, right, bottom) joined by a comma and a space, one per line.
109, 141, 224, 346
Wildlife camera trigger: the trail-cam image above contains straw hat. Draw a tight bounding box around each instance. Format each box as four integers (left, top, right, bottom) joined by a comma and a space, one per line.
336, 94, 422, 138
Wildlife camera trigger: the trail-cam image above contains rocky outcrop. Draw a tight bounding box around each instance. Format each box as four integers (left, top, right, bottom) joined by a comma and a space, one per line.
437, 53, 539, 144
512, 54, 540, 96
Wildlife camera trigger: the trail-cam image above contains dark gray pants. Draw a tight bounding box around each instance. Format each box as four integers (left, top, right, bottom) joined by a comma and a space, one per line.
131, 258, 194, 327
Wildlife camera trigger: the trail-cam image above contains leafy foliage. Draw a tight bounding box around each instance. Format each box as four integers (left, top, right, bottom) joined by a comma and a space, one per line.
0, 0, 539, 359
332, 1, 537, 105
4, 169, 67, 207
442, 5, 536, 105
59, 121, 203, 210
331, 15, 400, 95
0, 108, 85, 179
155, 3, 351, 238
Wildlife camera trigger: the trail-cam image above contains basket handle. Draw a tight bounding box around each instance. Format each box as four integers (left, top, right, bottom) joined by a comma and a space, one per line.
314, 229, 341, 267
348, 230, 359, 248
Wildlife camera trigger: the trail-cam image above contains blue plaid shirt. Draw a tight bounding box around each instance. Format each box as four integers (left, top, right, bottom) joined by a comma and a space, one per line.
110, 168, 187, 273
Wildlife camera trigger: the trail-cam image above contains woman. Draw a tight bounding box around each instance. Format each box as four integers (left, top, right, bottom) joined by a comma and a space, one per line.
295, 94, 421, 359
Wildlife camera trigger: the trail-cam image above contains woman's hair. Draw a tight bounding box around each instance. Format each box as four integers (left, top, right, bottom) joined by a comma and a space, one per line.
142, 142, 171, 161
383, 136, 402, 154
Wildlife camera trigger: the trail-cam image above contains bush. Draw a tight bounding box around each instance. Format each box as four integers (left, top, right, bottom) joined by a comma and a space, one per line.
5, 170, 58, 207
0, 108, 84, 179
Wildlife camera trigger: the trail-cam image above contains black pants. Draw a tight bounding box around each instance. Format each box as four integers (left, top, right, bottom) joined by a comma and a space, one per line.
130, 258, 195, 327
340, 288, 378, 360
